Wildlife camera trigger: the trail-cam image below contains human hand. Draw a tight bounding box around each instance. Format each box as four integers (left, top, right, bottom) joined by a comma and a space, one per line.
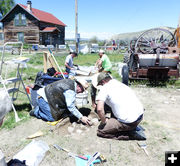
80, 116, 92, 126
92, 103, 97, 109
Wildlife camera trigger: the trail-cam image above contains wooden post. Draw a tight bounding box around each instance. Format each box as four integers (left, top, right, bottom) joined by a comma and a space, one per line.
48, 53, 58, 71
43, 52, 48, 73
56, 44, 58, 53
75, 0, 78, 53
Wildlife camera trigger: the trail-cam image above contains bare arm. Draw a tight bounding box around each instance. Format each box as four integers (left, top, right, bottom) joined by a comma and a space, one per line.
91, 85, 97, 109
97, 100, 106, 124
95, 59, 101, 66
95, 59, 103, 72
65, 62, 72, 69
64, 90, 91, 126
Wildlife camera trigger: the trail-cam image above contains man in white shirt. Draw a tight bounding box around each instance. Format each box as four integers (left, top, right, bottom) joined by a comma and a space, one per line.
96, 73, 144, 140
65, 52, 78, 77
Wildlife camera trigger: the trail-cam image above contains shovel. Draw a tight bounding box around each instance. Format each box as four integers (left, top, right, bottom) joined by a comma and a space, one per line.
53, 144, 88, 160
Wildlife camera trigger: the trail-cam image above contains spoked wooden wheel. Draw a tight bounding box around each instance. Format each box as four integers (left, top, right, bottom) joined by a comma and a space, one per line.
135, 28, 176, 54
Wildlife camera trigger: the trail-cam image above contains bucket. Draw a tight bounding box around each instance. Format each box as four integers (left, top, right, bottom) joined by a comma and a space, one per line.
0, 150, 7, 166
75, 90, 88, 107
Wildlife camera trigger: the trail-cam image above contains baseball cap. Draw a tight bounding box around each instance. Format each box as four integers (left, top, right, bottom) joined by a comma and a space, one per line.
97, 73, 111, 85
70, 52, 78, 56
99, 49, 104, 54
75, 78, 89, 90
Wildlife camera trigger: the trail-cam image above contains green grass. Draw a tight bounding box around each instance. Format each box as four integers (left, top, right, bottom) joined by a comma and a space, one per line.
1, 110, 30, 129
1, 91, 32, 130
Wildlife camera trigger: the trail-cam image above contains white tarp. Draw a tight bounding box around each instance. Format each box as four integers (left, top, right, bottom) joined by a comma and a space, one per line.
69, 44, 89, 54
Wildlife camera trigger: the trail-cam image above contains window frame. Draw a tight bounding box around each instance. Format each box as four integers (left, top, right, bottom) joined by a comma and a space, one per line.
14, 13, 27, 26
17, 32, 24, 42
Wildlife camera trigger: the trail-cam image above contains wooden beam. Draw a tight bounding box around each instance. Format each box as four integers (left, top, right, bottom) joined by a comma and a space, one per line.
43, 52, 48, 73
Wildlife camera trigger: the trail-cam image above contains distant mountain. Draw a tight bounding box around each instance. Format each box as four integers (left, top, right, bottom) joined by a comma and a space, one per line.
110, 26, 176, 42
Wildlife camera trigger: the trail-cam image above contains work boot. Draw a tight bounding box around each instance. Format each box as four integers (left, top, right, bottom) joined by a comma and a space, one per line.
29, 109, 35, 117
128, 129, 146, 140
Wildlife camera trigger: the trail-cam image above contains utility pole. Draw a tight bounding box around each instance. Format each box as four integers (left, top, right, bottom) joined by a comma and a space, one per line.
75, 0, 78, 53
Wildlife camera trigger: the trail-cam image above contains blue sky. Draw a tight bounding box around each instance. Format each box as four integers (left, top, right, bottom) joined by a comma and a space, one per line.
15, 0, 180, 39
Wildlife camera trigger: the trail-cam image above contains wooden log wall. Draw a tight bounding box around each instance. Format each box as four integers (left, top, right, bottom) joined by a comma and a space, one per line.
3, 5, 39, 44
4, 19, 39, 44
39, 22, 65, 45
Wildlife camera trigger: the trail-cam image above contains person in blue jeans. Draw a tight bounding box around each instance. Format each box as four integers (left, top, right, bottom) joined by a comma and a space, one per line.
30, 78, 92, 126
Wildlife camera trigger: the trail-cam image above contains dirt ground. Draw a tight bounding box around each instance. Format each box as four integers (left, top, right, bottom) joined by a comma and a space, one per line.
0, 86, 180, 166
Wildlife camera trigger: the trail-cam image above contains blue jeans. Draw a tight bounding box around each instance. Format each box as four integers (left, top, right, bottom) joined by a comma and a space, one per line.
66, 67, 76, 77
34, 97, 55, 122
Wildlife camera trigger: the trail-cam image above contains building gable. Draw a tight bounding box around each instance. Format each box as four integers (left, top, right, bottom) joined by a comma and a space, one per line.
1, 3, 66, 27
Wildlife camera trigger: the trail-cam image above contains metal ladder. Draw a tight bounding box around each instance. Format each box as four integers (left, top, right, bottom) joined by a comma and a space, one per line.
0, 42, 32, 122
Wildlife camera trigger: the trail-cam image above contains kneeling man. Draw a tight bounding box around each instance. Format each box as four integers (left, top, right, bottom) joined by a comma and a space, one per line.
30, 78, 91, 126
96, 73, 144, 140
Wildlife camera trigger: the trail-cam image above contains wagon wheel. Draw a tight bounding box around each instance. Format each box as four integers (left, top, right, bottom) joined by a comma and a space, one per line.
135, 28, 177, 54
130, 39, 137, 52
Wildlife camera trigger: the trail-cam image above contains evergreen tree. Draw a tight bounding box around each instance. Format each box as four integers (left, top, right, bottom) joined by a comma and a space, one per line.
0, 0, 15, 17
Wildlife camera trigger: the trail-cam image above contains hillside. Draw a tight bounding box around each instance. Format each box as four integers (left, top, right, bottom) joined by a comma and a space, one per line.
110, 26, 176, 41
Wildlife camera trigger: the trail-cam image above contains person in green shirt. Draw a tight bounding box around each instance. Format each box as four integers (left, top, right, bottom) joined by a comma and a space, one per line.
92, 50, 112, 109
95, 49, 112, 73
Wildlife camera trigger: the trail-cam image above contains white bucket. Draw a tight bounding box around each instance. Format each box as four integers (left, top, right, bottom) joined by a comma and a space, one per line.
75, 90, 88, 107
0, 150, 7, 166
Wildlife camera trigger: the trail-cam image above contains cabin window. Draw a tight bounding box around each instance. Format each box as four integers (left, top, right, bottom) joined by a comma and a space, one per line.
0, 33, 4, 40
18, 32, 24, 42
14, 13, 26, 26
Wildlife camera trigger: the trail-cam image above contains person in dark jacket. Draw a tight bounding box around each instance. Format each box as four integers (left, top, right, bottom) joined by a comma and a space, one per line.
30, 78, 91, 125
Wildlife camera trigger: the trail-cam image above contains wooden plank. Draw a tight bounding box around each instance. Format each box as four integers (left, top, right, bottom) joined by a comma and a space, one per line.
48, 54, 58, 71
43, 52, 48, 73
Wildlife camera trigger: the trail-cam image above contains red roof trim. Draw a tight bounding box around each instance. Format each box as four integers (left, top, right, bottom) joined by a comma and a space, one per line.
19, 4, 66, 27
42, 27, 59, 32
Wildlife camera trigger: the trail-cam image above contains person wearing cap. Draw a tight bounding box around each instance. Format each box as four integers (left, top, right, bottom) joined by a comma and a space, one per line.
91, 50, 112, 108
95, 73, 144, 140
65, 52, 78, 77
30, 78, 91, 125
95, 49, 112, 73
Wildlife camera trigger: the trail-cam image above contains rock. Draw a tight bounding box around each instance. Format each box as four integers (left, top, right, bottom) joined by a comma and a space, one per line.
72, 122, 77, 128
76, 129, 83, 134
163, 101, 169, 104
170, 97, 176, 101
80, 124, 87, 130
91, 118, 99, 126
68, 126, 74, 134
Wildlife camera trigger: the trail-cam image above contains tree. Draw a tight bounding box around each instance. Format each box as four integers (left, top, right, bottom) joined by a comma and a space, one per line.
0, 0, 15, 17
89, 36, 98, 43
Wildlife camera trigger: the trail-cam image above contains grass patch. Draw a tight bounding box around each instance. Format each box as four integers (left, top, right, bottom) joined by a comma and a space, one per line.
28, 54, 44, 65
1, 109, 30, 130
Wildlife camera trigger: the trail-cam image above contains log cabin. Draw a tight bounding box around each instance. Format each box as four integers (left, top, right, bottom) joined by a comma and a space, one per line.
0, 1, 66, 46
